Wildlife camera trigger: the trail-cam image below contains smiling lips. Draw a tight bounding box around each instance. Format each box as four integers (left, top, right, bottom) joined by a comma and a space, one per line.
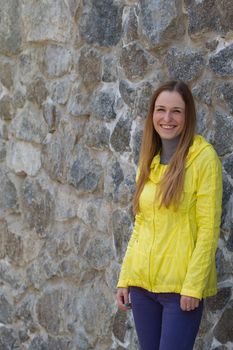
160, 125, 176, 129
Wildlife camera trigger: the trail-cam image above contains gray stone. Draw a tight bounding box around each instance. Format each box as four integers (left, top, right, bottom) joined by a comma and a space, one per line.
0, 120, 8, 140
221, 175, 232, 229
0, 326, 20, 350
132, 126, 143, 165
85, 120, 110, 150
139, 0, 185, 47
0, 261, 21, 290
213, 303, 233, 343
28, 336, 49, 350
77, 47, 102, 89
0, 61, 14, 90
6, 140, 41, 176
42, 124, 76, 182
165, 48, 205, 82
18, 329, 29, 343
16, 295, 34, 326
74, 328, 94, 350
42, 101, 57, 133
51, 79, 71, 105
0, 140, 6, 162
41, 45, 73, 78
36, 288, 75, 335
105, 261, 121, 290
226, 223, 233, 252
91, 87, 116, 121
196, 106, 212, 141
104, 159, 124, 202
13, 89, 26, 109
54, 185, 79, 221
67, 0, 81, 17
213, 111, 233, 156
78, 280, 113, 338
6, 218, 44, 268
27, 77, 48, 107
67, 83, 92, 116
0, 168, 17, 218
0, 0, 22, 55
22, 0, 72, 43
184, 0, 233, 36
215, 82, 233, 114
48, 336, 71, 350
18, 49, 41, 84
0, 293, 14, 324
76, 198, 111, 235
26, 255, 59, 290
73, 223, 90, 255
110, 113, 132, 153
119, 80, 153, 118
216, 244, 233, 280
10, 103, 48, 144
21, 178, 55, 236
192, 80, 214, 106
112, 209, 133, 260
223, 154, 233, 180
122, 6, 138, 44
120, 43, 155, 80
83, 236, 114, 270
104, 158, 136, 205
102, 55, 118, 82
68, 146, 102, 193
5, 231, 23, 266
79, 0, 123, 46
0, 220, 7, 259
209, 44, 233, 76
206, 39, 219, 51
205, 287, 231, 311
0, 95, 15, 120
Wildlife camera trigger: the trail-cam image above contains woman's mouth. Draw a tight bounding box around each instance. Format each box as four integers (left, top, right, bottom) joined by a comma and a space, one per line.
160, 125, 176, 129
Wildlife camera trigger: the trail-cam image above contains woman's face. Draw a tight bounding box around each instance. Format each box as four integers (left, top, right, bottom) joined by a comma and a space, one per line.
153, 90, 185, 140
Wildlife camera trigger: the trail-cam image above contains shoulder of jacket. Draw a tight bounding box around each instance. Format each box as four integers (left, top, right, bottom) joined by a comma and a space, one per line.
192, 135, 220, 164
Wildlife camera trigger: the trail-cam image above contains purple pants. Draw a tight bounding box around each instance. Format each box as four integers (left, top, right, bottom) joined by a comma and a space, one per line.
130, 287, 203, 350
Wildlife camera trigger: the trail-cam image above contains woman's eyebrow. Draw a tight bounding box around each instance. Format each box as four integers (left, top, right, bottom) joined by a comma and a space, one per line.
155, 104, 184, 110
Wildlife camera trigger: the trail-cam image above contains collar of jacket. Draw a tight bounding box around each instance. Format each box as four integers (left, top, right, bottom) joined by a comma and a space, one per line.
149, 134, 211, 184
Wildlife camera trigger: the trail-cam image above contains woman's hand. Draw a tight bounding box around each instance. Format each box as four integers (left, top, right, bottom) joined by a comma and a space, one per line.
180, 295, 200, 311
116, 288, 132, 311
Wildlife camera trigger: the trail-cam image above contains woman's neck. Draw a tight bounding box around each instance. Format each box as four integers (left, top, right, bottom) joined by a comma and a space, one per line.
160, 136, 180, 164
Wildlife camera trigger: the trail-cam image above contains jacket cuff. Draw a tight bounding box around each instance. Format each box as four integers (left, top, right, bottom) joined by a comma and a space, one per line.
180, 288, 202, 300
117, 280, 128, 288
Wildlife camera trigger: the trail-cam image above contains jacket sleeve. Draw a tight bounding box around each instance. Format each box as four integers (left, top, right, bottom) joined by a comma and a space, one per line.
117, 212, 142, 288
181, 149, 222, 299
117, 168, 141, 288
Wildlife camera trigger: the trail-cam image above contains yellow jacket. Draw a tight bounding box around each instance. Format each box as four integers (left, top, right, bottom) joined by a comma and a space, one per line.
117, 135, 222, 299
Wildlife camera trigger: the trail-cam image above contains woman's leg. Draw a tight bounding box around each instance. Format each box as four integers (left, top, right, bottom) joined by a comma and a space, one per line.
158, 293, 203, 350
130, 287, 163, 350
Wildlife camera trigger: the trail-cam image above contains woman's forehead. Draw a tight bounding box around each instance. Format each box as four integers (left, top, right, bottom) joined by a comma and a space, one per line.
155, 90, 185, 108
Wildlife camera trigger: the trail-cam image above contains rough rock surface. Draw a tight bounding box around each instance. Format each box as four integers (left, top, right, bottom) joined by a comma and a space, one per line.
0, 0, 232, 349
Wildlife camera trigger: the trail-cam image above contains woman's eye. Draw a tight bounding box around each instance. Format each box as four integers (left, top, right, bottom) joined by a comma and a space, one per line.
173, 110, 181, 113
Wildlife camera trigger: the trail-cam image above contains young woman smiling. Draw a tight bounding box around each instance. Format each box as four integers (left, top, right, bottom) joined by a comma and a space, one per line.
116, 80, 222, 350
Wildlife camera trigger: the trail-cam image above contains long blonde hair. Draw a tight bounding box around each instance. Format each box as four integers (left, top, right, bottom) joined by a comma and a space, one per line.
133, 80, 196, 214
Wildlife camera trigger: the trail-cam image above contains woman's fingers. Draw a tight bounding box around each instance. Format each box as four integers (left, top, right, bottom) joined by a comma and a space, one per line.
180, 295, 200, 311
116, 288, 131, 311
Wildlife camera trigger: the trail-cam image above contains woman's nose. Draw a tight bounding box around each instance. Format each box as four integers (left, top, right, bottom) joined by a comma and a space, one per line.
163, 111, 172, 121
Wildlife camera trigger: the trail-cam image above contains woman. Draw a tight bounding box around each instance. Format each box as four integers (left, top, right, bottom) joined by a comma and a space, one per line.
116, 80, 222, 350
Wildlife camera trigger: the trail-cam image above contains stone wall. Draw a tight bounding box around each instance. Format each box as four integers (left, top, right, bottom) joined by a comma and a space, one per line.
0, 0, 232, 349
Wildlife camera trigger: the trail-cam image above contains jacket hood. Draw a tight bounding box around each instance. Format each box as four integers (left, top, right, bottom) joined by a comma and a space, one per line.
150, 134, 212, 171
